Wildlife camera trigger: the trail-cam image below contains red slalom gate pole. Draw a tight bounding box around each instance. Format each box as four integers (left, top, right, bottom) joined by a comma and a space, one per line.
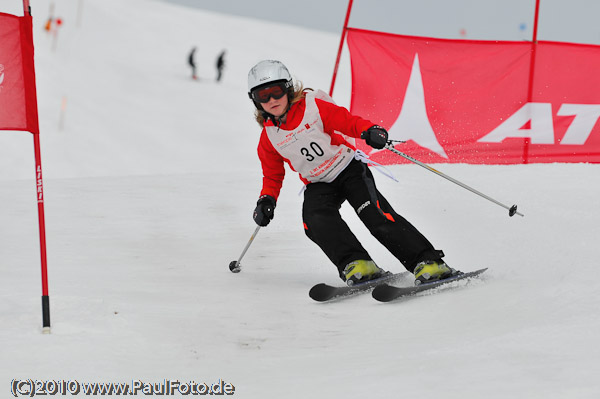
523, 0, 541, 164
329, 0, 354, 97
34, 134, 50, 333
23, 0, 51, 333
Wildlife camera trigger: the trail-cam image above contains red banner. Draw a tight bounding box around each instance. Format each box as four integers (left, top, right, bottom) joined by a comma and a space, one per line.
0, 12, 39, 134
347, 28, 600, 164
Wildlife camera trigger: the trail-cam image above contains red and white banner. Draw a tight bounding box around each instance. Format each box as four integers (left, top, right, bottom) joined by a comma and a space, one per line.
347, 28, 600, 164
0, 12, 39, 134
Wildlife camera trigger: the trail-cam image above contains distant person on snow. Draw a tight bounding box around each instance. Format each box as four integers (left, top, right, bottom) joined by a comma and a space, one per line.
216, 50, 226, 82
188, 47, 197, 80
247, 59, 454, 286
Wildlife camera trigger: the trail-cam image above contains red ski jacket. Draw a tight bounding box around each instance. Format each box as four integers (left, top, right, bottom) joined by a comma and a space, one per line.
257, 90, 375, 200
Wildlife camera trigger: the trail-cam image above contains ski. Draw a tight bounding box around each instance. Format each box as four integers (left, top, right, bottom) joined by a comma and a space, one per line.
372, 268, 488, 302
309, 272, 407, 302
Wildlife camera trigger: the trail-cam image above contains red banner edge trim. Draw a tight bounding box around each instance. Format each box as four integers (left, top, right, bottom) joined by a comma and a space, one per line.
19, 14, 40, 134
345, 27, 600, 49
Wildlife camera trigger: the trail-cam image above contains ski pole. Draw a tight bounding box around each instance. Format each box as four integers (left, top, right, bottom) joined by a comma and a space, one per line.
384, 143, 524, 217
229, 225, 261, 273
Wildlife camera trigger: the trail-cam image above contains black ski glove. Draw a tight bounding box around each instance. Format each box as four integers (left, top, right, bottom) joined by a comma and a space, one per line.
253, 195, 276, 227
361, 125, 389, 149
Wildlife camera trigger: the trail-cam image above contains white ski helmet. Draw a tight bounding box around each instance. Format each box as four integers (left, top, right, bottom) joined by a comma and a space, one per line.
247, 60, 293, 99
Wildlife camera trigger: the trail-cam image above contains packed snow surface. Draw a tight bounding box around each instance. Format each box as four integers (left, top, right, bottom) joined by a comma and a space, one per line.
1, 0, 599, 398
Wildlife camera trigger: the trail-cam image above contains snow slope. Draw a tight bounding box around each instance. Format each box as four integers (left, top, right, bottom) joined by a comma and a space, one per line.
1, 0, 599, 398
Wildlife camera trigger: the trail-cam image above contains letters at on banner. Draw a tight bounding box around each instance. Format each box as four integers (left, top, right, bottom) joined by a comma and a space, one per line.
347, 28, 600, 164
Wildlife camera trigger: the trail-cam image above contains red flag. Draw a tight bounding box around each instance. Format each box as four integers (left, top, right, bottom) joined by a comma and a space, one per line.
0, 12, 39, 134
347, 28, 600, 164
1, 7, 48, 332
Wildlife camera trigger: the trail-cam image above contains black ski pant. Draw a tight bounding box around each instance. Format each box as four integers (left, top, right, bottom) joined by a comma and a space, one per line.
302, 159, 444, 278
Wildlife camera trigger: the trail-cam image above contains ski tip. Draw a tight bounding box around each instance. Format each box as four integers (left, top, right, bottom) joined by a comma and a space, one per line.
309, 284, 333, 302
371, 284, 395, 302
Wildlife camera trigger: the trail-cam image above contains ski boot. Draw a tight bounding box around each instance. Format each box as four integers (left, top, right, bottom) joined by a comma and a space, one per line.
413, 260, 455, 285
343, 260, 388, 286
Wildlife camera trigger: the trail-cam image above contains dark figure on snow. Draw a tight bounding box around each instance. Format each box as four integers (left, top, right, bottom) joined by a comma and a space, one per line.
248, 60, 455, 286
216, 50, 226, 82
188, 47, 197, 80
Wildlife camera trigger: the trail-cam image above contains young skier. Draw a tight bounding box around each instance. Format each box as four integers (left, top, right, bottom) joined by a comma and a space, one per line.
188, 47, 197, 80
248, 60, 453, 286
216, 50, 226, 82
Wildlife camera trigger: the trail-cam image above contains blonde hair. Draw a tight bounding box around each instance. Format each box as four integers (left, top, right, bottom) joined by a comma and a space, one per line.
253, 82, 313, 126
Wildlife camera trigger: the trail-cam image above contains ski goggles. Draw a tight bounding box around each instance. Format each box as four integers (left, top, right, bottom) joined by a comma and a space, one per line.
250, 83, 288, 103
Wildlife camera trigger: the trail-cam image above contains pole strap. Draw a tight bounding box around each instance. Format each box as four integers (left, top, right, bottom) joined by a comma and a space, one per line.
354, 149, 399, 182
